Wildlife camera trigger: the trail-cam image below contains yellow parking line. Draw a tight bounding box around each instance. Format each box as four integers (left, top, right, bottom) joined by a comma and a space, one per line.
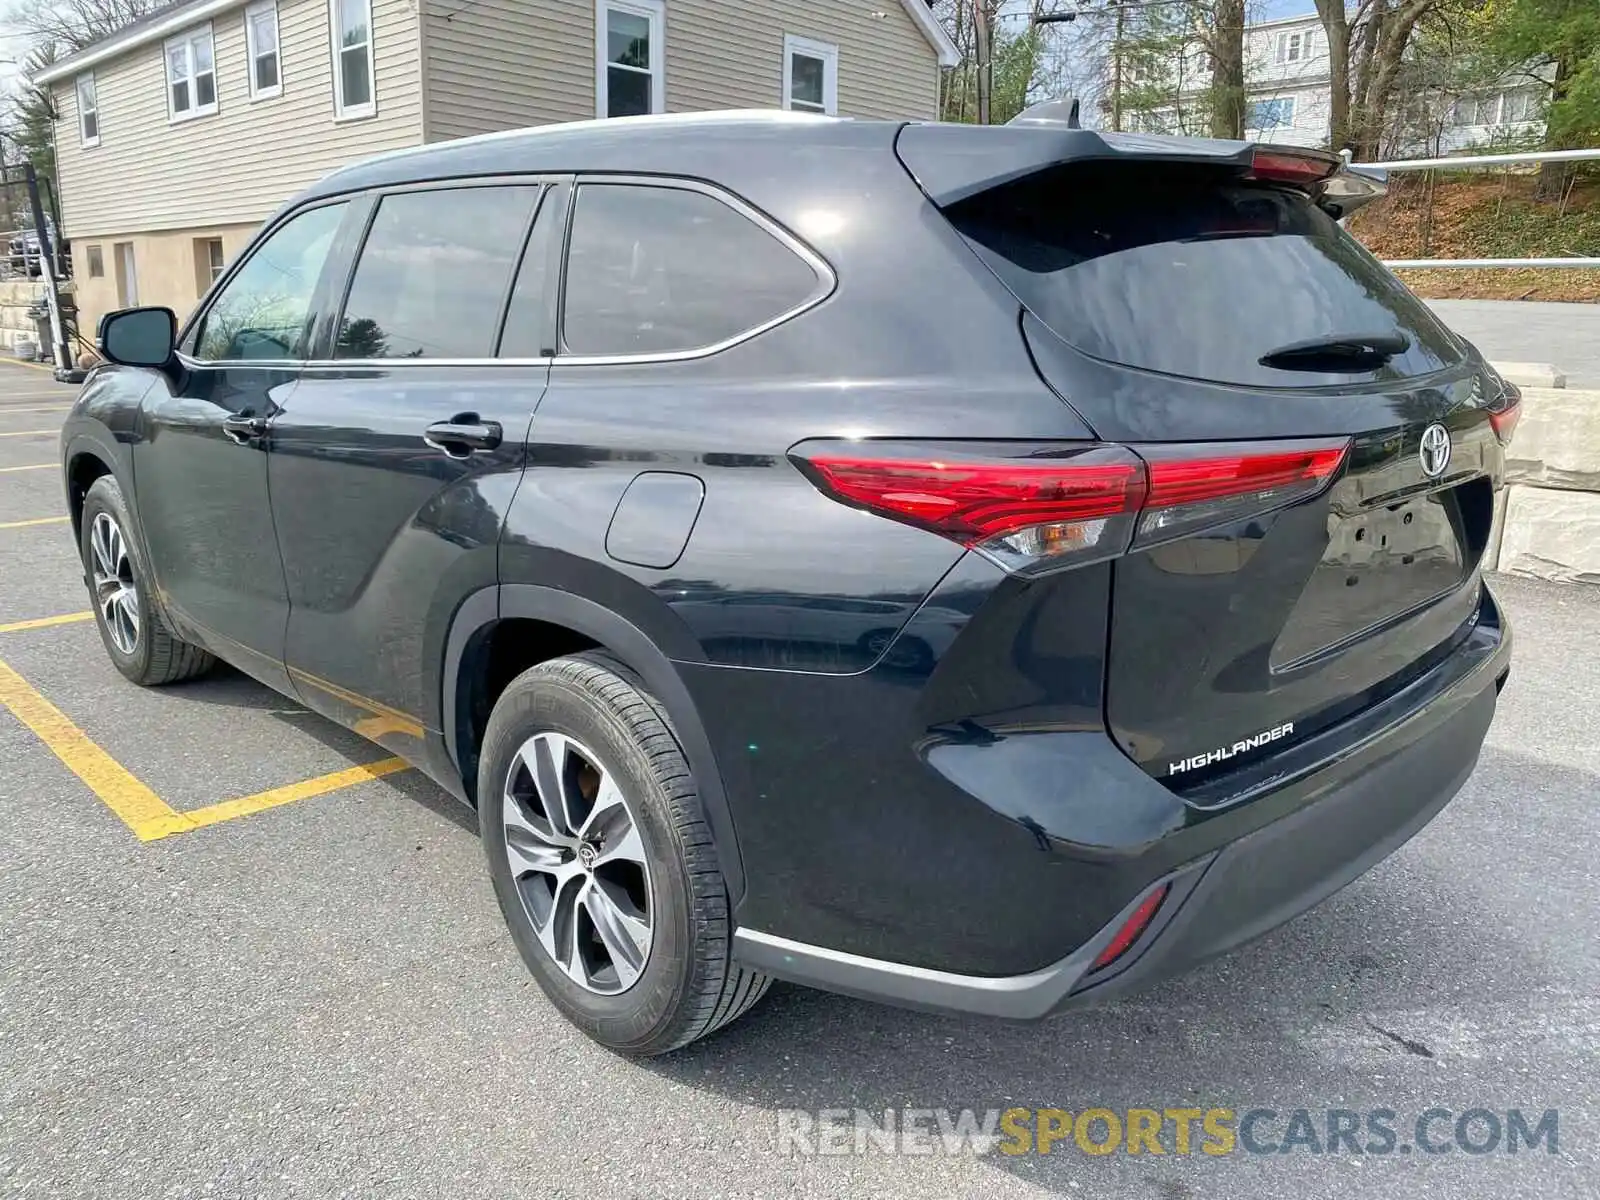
4, 359, 57, 373
0, 463, 54, 473
0, 611, 93, 634
0, 516, 69, 529
0, 405, 71, 414
0, 656, 191, 840
0, 429, 55, 438
178, 758, 411, 835
0, 656, 412, 840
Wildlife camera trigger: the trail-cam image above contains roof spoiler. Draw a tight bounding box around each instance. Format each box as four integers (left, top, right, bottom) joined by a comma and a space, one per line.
895, 120, 1387, 218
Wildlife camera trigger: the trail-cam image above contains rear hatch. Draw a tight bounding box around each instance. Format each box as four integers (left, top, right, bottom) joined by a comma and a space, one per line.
900, 129, 1513, 793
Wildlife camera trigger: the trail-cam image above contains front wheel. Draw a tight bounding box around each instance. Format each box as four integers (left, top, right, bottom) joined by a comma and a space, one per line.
478, 651, 769, 1055
79, 476, 214, 686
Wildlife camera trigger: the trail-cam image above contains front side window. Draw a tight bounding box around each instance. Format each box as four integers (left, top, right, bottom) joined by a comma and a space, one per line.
335, 186, 539, 360
247, 2, 282, 99
165, 26, 218, 120
598, 0, 663, 118
561, 183, 822, 357
193, 202, 347, 362
331, 0, 375, 118
783, 35, 837, 115
77, 74, 99, 145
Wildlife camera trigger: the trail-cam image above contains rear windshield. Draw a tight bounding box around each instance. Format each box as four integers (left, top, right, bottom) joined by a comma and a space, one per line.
947, 162, 1464, 387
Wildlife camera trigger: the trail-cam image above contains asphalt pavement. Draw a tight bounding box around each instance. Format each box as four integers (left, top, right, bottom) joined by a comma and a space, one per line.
3, 357, 1599, 1199
1428, 299, 1600, 389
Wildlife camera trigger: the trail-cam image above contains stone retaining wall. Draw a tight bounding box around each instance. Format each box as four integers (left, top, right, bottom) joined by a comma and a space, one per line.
1488, 386, 1600, 585
0, 278, 49, 356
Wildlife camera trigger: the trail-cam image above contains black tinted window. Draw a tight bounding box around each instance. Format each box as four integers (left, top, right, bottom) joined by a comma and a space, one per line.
497, 191, 557, 358
194, 201, 346, 362
949, 163, 1463, 387
562, 184, 819, 356
335, 186, 539, 360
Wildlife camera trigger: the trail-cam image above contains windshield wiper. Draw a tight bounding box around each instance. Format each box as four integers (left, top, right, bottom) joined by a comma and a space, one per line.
1258, 331, 1411, 371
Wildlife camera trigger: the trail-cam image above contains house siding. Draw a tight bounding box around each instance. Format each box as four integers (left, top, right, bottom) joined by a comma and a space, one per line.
418, 0, 939, 144
422, 0, 593, 141
52, 0, 423, 239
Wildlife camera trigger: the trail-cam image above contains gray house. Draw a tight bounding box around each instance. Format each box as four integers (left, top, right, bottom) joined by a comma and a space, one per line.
38, 0, 956, 337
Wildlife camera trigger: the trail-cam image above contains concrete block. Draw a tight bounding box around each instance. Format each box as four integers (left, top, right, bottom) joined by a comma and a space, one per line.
1498, 485, 1600, 585
1504, 388, 1600, 492
1492, 361, 1566, 389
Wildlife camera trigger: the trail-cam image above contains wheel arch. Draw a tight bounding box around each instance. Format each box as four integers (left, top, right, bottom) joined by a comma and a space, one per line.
63, 436, 118, 546
443, 584, 745, 904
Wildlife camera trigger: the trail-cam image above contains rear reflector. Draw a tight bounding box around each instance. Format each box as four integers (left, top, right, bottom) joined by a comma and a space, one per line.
1092, 883, 1169, 972
792, 437, 1349, 573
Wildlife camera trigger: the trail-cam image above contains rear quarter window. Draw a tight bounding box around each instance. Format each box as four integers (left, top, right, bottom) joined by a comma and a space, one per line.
560, 183, 824, 357
947, 162, 1465, 388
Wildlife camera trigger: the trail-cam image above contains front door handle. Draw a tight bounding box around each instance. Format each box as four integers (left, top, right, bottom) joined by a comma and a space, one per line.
221, 415, 269, 444
424, 416, 503, 457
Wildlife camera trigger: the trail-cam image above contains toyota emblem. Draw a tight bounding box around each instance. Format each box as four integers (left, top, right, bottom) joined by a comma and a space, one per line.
1419, 423, 1452, 479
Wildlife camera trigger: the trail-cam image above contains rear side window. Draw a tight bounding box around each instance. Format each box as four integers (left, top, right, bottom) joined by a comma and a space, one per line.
948, 163, 1464, 387
561, 183, 821, 357
335, 185, 540, 360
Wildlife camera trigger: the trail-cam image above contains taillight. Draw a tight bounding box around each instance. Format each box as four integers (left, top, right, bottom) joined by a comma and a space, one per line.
792, 437, 1349, 574
792, 442, 1147, 573
1487, 381, 1522, 444
1135, 439, 1350, 548
1091, 883, 1169, 972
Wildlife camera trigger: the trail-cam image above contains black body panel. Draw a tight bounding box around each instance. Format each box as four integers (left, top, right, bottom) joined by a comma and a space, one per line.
59, 114, 1511, 1016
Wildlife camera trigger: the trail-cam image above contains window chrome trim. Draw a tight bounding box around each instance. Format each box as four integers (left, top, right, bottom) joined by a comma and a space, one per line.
555, 173, 837, 366
177, 175, 835, 371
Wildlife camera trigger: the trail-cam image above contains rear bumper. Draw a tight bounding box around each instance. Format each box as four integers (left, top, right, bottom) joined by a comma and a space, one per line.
731, 584, 1509, 1019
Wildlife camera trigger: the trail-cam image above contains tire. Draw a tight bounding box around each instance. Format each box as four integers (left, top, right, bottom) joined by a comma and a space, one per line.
479, 650, 769, 1055
80, 475, 215, 687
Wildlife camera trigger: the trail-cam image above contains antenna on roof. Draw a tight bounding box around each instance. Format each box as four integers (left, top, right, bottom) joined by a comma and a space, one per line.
1007, 97, 1082, 129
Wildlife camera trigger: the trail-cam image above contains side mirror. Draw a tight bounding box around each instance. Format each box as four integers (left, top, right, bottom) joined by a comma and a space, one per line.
99, 307, 177, 369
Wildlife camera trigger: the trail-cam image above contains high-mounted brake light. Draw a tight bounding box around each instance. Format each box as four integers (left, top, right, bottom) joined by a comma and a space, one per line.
1248, 148, 1339, 187
792, 437, 1350, 574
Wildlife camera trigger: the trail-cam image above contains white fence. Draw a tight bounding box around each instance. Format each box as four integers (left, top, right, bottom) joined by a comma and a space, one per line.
1346, 147, 1600, 270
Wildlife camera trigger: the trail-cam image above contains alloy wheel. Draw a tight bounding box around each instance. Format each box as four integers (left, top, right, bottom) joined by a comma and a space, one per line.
90, 511, 140, 656
502, 732, 654, 995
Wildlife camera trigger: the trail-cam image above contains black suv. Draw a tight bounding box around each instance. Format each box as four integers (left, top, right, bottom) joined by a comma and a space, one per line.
63, 111, 1515, 1055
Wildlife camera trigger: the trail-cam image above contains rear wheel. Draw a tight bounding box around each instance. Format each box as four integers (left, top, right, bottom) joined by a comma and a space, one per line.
479, 651, 769, 1055
80, 476, 214, 686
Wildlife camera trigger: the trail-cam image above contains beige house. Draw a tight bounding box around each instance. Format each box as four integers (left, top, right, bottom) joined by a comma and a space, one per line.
38, 0, 956, 339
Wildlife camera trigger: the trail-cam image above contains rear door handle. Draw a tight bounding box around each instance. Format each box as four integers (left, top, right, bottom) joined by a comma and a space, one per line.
221, 415, 270, 444
424, 417, 503, 457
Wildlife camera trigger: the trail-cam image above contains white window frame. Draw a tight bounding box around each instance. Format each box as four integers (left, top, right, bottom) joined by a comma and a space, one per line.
245, 1, 282, 101
1276, 31, 1305, 65
595, 0, 665, 119
782, 34, 838, 116
329, 0, 377, 121
164, 25, 219, 122
76, 72, 99, 147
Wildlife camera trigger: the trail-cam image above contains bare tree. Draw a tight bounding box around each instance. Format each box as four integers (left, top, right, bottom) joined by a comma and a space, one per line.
1313, 0, 1453, 158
